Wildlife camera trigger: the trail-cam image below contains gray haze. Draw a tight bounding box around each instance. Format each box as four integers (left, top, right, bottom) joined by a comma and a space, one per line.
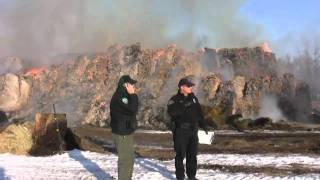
277, 32, 320, 99
0, 0, 265, 68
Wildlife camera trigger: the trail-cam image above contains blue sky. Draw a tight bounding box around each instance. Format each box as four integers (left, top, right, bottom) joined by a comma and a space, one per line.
241, 0, 320, 40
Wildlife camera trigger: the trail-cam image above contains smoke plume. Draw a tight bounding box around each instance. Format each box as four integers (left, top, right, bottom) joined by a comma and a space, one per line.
258, 94, 286, 122
0, 0, 264, 70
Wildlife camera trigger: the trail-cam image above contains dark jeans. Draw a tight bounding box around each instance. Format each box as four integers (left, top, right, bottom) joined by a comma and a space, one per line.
173, 128, 198, 179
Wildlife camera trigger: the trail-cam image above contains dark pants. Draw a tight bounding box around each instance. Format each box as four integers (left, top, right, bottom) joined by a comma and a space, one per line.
173, 128, 198, 180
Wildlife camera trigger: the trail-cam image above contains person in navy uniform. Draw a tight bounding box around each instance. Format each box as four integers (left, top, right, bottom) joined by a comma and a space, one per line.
167, 77, 208, 180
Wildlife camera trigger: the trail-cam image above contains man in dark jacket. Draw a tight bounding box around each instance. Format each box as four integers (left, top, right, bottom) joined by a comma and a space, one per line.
110, 75, 138, 180
167, 77, 208, 180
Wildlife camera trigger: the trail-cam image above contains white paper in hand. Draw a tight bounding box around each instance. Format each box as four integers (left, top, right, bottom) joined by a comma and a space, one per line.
198, 130, 214, 145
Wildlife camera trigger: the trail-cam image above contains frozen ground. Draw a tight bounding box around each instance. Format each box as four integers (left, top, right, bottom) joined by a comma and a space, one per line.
0, 150, 320, 180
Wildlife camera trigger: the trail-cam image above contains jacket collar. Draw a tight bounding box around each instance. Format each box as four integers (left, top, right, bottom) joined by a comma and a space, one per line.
177, 90, 193, 99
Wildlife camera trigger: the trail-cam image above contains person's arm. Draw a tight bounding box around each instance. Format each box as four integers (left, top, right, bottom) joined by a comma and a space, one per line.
194, 96, 209, 134
117, 83, 139, 115
117, 94, 139, 115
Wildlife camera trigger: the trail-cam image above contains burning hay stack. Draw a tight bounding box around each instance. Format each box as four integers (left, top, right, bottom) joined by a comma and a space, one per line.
0, 43, 314, 131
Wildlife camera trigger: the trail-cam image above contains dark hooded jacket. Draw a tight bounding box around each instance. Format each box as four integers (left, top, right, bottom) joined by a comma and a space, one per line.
110, 77, 139, 135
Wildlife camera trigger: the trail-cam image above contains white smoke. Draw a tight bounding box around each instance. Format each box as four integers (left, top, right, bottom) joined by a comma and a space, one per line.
258, 94, 286, 122
0, 57, 23, 75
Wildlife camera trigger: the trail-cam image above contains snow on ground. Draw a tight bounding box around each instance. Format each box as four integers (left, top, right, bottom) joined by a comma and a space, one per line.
0, 150, 319, 180
197, 154, 320, 169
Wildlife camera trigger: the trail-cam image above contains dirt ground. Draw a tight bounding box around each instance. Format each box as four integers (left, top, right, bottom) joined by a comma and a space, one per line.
71, 126, 320, 158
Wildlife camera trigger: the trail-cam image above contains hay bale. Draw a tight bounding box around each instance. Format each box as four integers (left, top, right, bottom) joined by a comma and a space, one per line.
226, 114, 251, 131
0, 122, 33, 154
30, 113, 67, 155
234, 119, 251, 131
0, 113, 68, 155
226, 114, 242, 126
249, 117, 273, 128
203, 106, 229, 128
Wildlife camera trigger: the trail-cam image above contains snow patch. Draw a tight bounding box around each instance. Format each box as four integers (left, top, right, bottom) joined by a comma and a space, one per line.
0, 150, 319, 179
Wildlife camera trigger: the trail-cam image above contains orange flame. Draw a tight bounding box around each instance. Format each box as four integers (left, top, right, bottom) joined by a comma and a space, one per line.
87, 71, 94, 81
153, 49, 166, 59
25, 67, 46, 77
261, 42, 272, 53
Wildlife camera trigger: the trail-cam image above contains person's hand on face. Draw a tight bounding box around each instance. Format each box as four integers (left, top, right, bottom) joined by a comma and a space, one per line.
99, 101, 107, 108
125, 83, 135, 94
